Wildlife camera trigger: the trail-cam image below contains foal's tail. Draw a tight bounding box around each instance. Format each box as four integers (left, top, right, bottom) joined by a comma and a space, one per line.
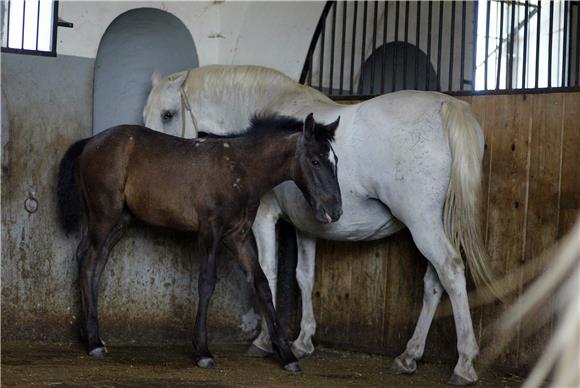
57, 138, 89, 234
441, 98, 502, 300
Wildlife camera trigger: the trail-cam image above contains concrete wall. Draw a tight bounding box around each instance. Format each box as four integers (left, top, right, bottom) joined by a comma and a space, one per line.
1, 1, 325, 345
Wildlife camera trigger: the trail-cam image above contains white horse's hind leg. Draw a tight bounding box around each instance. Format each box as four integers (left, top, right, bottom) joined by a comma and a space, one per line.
393, 264, 443, 374
291, 231, 317, 358
247, 198, 281, 357
405, 223, 479, 385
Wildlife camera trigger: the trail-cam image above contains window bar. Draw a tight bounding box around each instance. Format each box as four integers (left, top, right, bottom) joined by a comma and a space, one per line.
51, 0, 59, 54
460, 1, 466, 91
426, 1, 433, 90
548, 0, 553, 87
437, 2, 443, 91
485, 0, 491, 90
415, 1, 421, 90
21, 0, 27, 49
392, 1, 400, 92
35, 0, 41, 50
360, 1, 367, 93
449, 1, 456, 92
370, 1, 377, 95
522, 0, 529, 89
576, 3, 580, 86
319, 16, 325, 91
508, 0, 516, 90
566, 2, 573, 87
535, 1, 541, 88
6, 0, 11, 48
339, 1, 347, 95
497, 1, 504, 90
471, 0, 479, 92
308, 51, 313, 86
403, 1, 409, 89
562, 1, 568, 87
350, 1, 358, 95
329, 3, 336, 95
381, 2, 388, 94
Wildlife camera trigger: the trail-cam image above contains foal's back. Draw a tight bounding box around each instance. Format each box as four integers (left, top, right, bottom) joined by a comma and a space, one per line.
79, 125, 225, 232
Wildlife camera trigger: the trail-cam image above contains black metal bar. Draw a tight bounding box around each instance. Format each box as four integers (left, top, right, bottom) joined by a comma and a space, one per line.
566, 2, 573, 87
576, 1, 580, 86
471, 0, 479, 91
360, 1, 367, 93
21, 0, 27, 49
350, 1, 358, 94
497, 1, 505, 89
460, 1, 466, 91
403, 1, 409, 89
449, 1, 456, 91
1, 46, 57, 56
426, 1, 433, 90
329, 3, 336, 95
319, 16, 325, 91
437, 1, 443, 90
381, 1, 388, 94
548, 0, 553, 87
299, 1, 334, 84
392, 1, 400, 92
485, 0, 491, 90
522, 0, 528, 88
508, 0, 516, 90
6, 0, 10, 47
35, 0, 40, 50
339, 1, 347, 94
370, 1, 377, 94
415, 1, 421, 90
562, 1, 568, 87
535, 1, 541, 88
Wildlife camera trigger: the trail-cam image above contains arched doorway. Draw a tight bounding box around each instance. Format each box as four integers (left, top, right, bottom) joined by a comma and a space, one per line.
93, 8, 197, 133
358, 42, 438, 94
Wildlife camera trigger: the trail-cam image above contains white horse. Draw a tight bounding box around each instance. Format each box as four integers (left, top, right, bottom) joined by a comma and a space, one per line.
143, 65, 498, 385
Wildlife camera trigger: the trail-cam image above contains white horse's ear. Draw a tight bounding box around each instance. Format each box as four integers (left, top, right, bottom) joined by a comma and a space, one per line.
151, 70, 162, 87
167, 71, 188, 89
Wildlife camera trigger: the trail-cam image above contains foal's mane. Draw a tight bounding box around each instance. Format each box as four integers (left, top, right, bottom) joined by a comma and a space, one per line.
204, 113, 335, 144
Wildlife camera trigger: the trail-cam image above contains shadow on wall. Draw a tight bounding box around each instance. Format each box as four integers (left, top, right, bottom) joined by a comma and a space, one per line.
93, 8, 198, 133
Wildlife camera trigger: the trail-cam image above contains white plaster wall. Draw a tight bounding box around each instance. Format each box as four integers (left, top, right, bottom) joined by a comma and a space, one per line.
57, 1, 325, 80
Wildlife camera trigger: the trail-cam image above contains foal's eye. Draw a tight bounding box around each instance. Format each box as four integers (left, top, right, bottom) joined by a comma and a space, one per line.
312, 160, 321, 167
161, 111, 174, 122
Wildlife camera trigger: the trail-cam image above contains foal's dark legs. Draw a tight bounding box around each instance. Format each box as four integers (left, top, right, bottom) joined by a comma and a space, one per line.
225, 232, 300, 372
77, 212, 129, 356
192, 227, 221, 368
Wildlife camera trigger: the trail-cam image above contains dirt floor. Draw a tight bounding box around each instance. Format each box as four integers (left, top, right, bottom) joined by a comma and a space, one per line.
1, 342, 524, 387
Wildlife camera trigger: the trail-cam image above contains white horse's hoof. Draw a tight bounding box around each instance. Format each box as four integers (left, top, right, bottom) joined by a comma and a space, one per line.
392, 356, 417, 374
291, 342, 314, 359
88, 347, 107, 357
246, 344, 272, 358
447, 373, 477, 386
196, 357, 215, 369
283, 361, 301, 373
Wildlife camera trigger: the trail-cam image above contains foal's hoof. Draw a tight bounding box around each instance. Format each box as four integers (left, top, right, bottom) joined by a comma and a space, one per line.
447, 373, 477, 386
246, 344, 272, 358
196, 357, 215, 369
392, 356, 417, 374
88, 347, 107, 358
283, 361, 301, 373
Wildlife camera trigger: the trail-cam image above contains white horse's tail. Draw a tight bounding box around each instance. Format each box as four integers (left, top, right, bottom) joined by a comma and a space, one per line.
441, 98, 501, 299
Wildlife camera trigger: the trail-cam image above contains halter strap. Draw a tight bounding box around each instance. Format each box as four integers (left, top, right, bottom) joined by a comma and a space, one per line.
179, 70, 198, 138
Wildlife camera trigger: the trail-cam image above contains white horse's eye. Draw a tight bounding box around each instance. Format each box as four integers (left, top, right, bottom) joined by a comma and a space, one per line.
161, 110, 175, 122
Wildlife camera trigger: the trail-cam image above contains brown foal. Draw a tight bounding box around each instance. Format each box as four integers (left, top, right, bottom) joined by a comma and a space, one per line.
57, 113, 342, 372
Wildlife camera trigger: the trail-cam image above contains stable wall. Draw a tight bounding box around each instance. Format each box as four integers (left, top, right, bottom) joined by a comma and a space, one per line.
314, 92, 579, 369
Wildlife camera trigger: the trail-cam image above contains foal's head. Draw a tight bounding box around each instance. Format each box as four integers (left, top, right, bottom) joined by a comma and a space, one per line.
294, 113, 342, 224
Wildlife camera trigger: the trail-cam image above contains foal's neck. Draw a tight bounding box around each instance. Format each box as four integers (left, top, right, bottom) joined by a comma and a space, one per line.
240, 132, 299, 197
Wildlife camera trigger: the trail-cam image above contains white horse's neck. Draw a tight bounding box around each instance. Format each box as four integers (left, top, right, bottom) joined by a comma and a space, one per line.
184, 65, 337, 135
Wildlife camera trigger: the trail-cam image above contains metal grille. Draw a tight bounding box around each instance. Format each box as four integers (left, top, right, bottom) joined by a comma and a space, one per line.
300, 1, 580, 98
1, 0, 59, 57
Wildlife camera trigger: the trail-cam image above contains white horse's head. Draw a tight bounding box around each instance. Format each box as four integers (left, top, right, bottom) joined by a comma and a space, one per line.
143, 70, 190, 137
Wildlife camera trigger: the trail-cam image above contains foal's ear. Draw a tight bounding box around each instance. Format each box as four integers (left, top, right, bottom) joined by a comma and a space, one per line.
303, 112, 315, 140
151, 70, 162, 87
325, 116, 340, 137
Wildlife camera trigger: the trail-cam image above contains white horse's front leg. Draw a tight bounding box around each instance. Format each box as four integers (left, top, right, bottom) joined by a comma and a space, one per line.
247, 197, 280, 357
393, 263, 443, 373
291, 230, 317, 358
